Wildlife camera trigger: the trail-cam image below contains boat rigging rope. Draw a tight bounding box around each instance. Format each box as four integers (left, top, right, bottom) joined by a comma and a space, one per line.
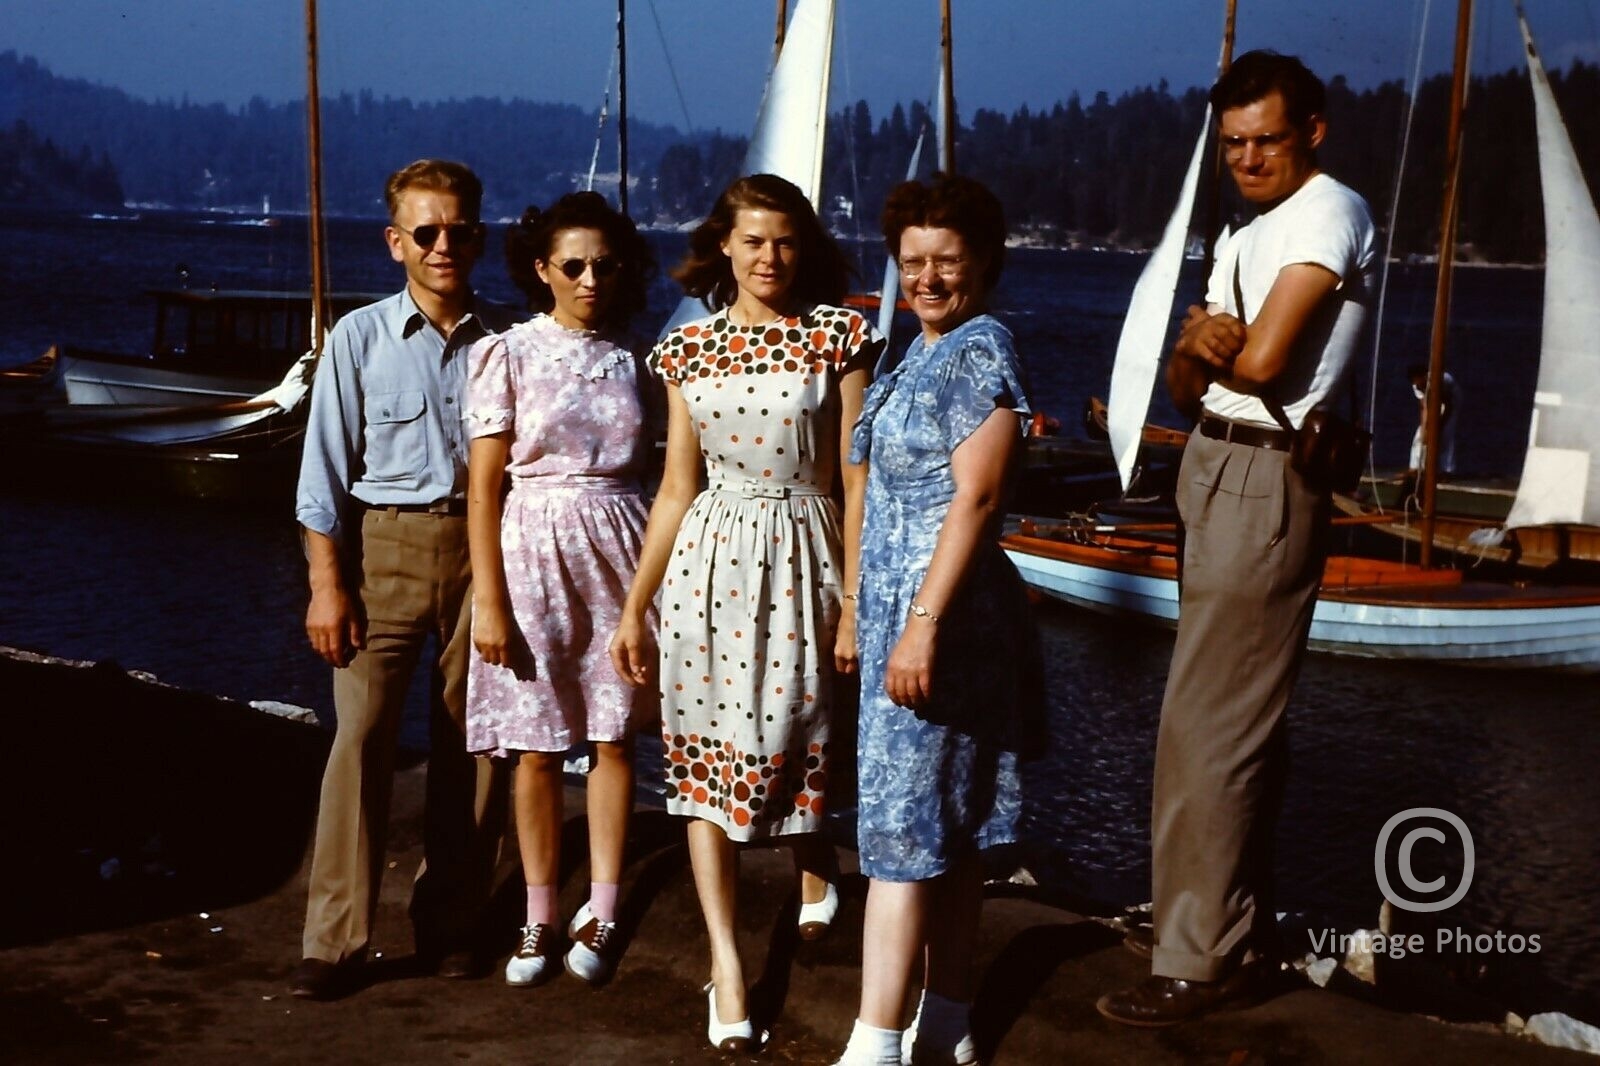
644, 0, 695, 133
1365, 0, 1432, 508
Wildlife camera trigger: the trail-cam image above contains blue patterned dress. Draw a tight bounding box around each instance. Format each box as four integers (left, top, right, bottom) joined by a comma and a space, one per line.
849, 314, 1041, 882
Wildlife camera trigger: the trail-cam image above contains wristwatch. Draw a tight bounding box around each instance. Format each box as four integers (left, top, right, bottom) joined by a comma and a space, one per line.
908, 603, 940, 623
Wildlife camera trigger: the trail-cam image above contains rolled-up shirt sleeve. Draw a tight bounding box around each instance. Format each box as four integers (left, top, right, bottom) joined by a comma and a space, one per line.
295, 318, 363, 544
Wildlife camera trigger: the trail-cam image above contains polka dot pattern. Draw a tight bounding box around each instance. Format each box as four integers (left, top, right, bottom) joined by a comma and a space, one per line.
649, 304, 881, 841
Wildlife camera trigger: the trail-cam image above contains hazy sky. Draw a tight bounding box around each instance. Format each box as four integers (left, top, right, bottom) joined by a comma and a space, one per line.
5, 1, 1599, 133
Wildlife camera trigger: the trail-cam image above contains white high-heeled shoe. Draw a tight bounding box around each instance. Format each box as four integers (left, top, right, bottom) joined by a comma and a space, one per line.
797, 881, 840, 940
705, 982, 765, 1052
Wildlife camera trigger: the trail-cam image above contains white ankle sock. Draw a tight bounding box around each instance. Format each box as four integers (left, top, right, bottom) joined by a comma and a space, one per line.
839, 1019, 902, 1065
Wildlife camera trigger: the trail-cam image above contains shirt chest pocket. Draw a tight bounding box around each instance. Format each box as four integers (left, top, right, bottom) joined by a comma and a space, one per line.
363, 389, 429, 483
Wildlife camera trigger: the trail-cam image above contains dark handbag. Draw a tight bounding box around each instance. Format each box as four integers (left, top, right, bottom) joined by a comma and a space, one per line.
1285, 407, 1372, 493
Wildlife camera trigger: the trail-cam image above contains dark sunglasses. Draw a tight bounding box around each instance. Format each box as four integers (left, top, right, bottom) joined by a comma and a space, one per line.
397, 221, 483, 248
553, 256, 622, 281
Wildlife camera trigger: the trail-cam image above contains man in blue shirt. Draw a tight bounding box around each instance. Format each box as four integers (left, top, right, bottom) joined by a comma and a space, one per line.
291, 159, 518, 999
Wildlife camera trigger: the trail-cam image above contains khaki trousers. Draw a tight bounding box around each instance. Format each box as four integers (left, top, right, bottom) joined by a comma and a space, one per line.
1150, 431, 1328, 982
302, 508, 507, 963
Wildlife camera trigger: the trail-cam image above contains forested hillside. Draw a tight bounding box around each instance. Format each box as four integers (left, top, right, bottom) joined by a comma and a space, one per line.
5, 50, 1597, 261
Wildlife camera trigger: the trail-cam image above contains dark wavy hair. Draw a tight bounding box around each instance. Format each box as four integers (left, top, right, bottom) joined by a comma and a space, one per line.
1210, 50, 1326, 127
671, 174, 851, 310
881, 174, 1007, 292
504, 191, 657, 327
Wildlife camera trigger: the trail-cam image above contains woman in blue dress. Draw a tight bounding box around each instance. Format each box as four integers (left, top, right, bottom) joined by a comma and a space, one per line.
833, 175, 1043, 1066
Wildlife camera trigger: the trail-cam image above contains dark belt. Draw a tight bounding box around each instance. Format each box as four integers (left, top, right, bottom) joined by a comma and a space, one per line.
363, 499, 467, 517
1198, 413, 1294, 452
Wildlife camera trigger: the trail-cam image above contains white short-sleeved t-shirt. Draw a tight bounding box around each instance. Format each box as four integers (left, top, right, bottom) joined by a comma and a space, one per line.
1200, 172, 1377, 429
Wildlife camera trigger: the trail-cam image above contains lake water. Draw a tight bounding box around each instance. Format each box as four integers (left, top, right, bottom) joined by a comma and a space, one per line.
2, 210, 1595, 1020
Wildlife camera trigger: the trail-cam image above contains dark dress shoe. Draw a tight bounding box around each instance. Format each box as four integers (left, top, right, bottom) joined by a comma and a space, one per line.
289, 957, 360, 1000
1096, 965, 1268, 1028
1123, 924, 1154, 960
432, 948, 482, 980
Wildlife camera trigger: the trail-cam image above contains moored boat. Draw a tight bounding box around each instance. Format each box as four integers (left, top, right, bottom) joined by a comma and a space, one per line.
48, 288, 383, 408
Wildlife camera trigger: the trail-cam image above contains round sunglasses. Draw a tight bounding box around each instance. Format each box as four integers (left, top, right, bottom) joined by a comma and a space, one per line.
395, 221, 484, 248
550, 256, 623, 281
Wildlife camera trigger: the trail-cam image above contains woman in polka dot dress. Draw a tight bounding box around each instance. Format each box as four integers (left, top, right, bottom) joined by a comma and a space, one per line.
610, 174, 882, 1052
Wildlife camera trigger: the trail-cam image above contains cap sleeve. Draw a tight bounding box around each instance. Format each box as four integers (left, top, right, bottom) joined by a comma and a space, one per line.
936, 322, 1032, 455
464, 332, 514, 437
830, 307, 885, 373
650, 325, 695, 387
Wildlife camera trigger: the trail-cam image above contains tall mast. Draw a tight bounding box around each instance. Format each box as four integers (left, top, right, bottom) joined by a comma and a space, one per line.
618, 0, 629, 216
775, 0, 788, 54
1200, 0, 1238, 279
304, 0, 328, 354
1420, 0, 1474, 567
939, 0, 956, 173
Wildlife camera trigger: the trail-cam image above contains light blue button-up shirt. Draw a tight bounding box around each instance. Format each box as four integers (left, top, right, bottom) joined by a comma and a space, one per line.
295, 287, 521, 545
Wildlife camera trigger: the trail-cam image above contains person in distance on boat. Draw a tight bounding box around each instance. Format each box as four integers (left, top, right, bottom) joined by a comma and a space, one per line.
832, 174, 1043, 1066
291, 159, 520, 1000
463, 192, 661, 989
1097, 52, 1377, 1027
609, 173, 881, 1054
1407, 363, 1457, 475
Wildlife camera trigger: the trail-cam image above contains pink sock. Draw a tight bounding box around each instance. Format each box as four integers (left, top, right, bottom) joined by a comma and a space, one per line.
588, 882, 619, 923
526, 884, 558, 926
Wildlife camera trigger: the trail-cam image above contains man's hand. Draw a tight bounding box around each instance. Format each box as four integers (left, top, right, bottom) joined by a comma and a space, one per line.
1175, 305, 1247, 371
306, 584, 364, 668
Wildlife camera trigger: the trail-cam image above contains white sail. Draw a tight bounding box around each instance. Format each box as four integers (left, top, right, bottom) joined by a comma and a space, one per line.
1506, 9, 1600, 530
661, 0, 836, 335
935, 53, 953, 175
877, 128, 927, 345
1105, 106, 1213, 490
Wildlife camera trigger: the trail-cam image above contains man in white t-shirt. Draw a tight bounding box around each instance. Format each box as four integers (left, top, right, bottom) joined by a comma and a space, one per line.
1099, 51, 1376, 1027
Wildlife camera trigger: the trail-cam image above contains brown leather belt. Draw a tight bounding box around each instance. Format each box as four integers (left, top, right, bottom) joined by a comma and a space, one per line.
1198, 413, 1294, 452
364, 499, 467, 516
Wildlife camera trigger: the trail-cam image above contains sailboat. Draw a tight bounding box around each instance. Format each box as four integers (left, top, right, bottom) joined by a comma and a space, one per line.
1000, 1, 1600, 673
0, 0, 346, 501
1334, 2, 1600, 573
658, 0, 835, 335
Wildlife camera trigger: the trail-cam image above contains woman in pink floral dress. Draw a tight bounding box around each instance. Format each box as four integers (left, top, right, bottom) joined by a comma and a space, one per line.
464, 192, 660, 988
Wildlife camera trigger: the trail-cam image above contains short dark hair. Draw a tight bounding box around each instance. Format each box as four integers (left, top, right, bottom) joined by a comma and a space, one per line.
671, 173, 852, 310
503, 192, 657, 328
881, 174, 1007, 292
384, 159, 483, 221
1209, 51, 1326, 127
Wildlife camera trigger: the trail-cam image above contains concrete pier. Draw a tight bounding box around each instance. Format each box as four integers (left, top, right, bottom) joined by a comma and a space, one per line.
0, 651, 1586, 1064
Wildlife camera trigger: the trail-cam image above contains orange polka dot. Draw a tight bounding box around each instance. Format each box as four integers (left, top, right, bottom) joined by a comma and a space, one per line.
775, 686, 784, 695
730, 434, 739, 443
733, 808, 751, 827
811, 329, 828, 348
679, 781, 693, 795
754, 436, 764, 445
693, 787, 709, 804
729, 335, 746, 352
674, 683, 684, 691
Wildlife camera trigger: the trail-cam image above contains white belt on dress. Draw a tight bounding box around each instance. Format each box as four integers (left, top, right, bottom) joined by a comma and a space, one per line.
709, 477, 827, 500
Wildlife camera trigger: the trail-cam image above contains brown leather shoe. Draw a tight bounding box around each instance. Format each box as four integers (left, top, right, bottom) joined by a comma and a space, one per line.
289, 956, 360, 1000
1123, 924, 1154, 960
1096, 965, 1268, 1028
432, 948, 482, 980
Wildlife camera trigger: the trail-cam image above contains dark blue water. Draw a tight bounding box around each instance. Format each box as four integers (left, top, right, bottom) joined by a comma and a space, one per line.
3, 211, 1596, 1020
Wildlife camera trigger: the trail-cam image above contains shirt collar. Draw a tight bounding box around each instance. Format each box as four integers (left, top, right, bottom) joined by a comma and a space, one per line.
392, 286, 486, 343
